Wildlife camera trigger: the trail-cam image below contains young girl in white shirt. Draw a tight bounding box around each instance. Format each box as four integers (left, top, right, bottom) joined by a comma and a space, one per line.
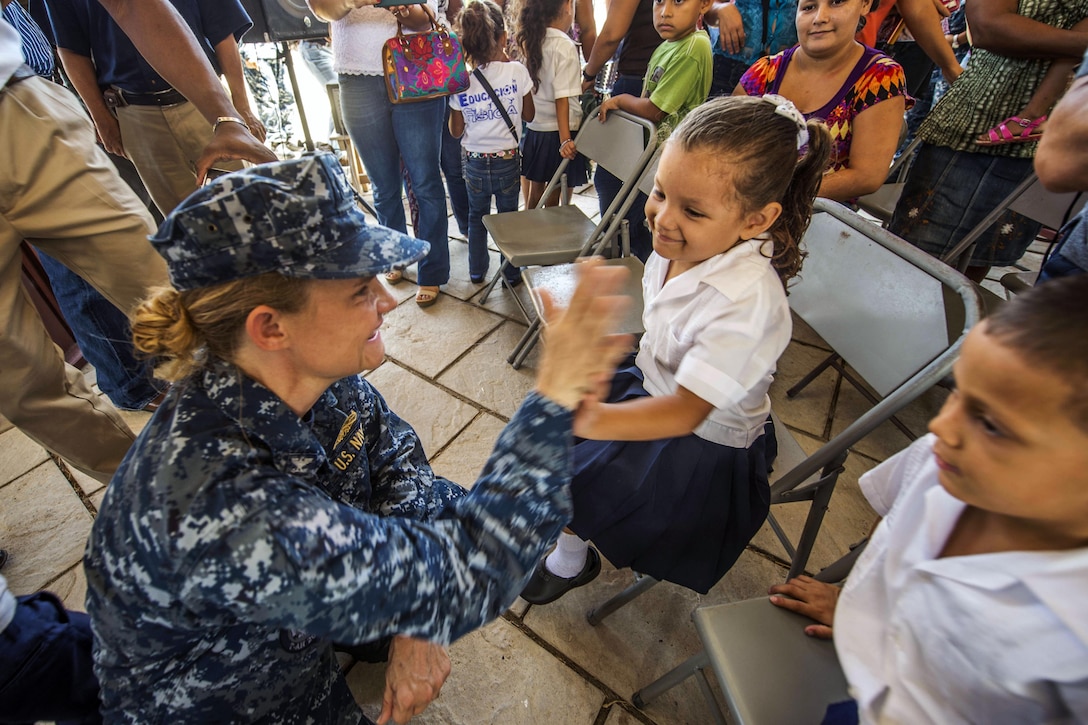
449, 0, 535, 285
521, 95, 833, 602
516, 0, 590, 209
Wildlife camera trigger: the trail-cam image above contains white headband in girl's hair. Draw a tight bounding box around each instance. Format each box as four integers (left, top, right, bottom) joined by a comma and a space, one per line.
760, 94, 809, 150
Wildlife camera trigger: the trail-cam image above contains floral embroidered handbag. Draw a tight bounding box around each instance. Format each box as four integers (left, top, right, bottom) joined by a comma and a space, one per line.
382, 4, 470, 104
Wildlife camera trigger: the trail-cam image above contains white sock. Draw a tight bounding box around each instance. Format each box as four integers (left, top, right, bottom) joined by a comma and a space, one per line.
544, 532, 589, 578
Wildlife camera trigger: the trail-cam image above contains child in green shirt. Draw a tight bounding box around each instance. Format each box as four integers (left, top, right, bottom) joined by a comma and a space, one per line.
595, 0, 713, 260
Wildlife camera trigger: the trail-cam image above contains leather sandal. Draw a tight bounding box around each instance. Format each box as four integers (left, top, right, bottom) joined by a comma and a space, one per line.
384, 270, 404, 284
520, 547, 601, 605
976, 115, 1047, 146
415, 285, 440, 307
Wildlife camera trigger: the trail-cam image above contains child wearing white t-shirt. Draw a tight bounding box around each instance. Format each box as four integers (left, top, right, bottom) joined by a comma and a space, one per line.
449, 0, 535, 286
770, 275, 1088, 723
521, 96, 833, 603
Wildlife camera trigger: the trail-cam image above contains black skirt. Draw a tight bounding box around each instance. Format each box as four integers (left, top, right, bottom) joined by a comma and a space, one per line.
569, 363, 771, 594
521, 127, 590, 186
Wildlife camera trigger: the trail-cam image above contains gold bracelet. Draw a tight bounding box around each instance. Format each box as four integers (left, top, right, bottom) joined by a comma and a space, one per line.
214, 116, 250, 133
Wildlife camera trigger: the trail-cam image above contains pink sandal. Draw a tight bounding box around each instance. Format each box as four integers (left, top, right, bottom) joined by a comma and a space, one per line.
976, 115, 1047, 146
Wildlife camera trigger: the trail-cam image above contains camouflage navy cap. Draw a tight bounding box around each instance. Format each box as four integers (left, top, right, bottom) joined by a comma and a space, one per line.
151, 153, 429, 291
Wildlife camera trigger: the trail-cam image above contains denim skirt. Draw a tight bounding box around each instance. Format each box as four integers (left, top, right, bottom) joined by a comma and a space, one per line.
889, 142, 1041, 267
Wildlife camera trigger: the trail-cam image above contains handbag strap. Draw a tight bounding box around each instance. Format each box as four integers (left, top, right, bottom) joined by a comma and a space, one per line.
393, 4, 442, 44
472, 67, 519, 145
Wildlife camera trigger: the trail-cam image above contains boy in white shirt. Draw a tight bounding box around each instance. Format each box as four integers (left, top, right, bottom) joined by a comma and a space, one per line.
770, 275, 1088, 723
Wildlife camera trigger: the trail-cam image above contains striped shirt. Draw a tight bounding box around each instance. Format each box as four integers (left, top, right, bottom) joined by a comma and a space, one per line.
2, 1, 53, 77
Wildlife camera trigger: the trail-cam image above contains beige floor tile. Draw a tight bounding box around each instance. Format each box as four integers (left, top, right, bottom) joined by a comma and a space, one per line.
49, 563, 89, 612
430, 413, 507, 489
70, 467, 106, 497
472, 278, 537, 323
0, 464, 93, 594
828, 381, 948, 462
382, 272, 422, 305
346, 618, 606, 724
769, 342, 838, 439
381, 296, 504, 378
0, 427, 50, 487
438, 322, 538, 419
89, 488, 107, 514
521, 549, 782, 725
366, 363, 478, 458
443, 241, 502, 302
0, 412, 12, 435
603, 703, 657, 725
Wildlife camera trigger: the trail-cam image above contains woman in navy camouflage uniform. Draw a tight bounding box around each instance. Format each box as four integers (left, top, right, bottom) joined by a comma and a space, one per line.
83, 154, 629, 724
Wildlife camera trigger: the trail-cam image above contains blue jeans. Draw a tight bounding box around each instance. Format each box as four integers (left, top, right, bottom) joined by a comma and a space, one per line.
339, 74, 449, 286
442, 106, 470, 236
0, 592, 102, 725
463, 154, 521, 282
36, 251, 164, 411
594, 74, 653, 261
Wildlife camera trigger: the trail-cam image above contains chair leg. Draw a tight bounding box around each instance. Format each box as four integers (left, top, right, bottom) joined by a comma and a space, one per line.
786, 451, 848, 580
786, 351, 840, 398
695, 667, 730, 725
586, 573, 659, 626
507, 319, 539, 365
510, 325, 540, 370
632, 650, 717, 714
478, 261, 507, 303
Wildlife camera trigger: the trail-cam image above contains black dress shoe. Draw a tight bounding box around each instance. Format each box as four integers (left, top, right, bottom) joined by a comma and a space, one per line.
520, 547, 601, 605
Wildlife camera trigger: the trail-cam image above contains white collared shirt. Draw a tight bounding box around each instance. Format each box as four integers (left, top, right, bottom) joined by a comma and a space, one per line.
635, 238, 791, 447
837, 434, 1088, 724
526, 28, 584, 133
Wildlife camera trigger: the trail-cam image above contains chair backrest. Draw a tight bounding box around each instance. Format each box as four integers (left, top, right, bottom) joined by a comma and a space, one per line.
942, 173, 1087, 268
772, 200, 982, 500
588, 146, 663, 257
575, 108, 657, 182
791, 207, 953, 397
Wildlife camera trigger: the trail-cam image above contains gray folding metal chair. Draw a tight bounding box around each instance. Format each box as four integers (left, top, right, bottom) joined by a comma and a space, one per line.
583, 199, 982, 626
478, 109, 657, 326
511, 149, 662, 368
630, 543, 867, 725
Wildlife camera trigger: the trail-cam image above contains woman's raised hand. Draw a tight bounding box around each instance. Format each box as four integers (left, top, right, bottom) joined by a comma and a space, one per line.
534, 260, 632, 411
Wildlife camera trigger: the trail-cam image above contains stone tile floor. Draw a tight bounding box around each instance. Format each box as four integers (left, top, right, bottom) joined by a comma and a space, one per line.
0, 185, 1042, 724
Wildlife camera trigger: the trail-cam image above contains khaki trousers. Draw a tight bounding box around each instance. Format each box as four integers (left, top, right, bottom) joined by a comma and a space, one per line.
0, 77, 168, 483
115, 100, 241, 217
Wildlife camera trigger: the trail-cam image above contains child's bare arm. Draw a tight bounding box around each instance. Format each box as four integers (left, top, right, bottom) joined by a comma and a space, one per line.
598, 94, 666, 123
768, 576, 841, 640
573, 385, 713, 440
556, 97, 577, 158
448, 109, 465, 138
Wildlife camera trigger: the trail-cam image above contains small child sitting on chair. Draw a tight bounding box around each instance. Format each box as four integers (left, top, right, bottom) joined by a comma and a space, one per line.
769, 275, 1088, 722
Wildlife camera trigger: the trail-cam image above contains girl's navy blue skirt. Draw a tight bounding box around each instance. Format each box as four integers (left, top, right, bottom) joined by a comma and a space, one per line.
569, 362, 772, 594
521, 128, 590, 186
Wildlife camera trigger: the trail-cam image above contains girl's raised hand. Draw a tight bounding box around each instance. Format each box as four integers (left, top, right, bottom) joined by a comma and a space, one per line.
534, 260, 632, 411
